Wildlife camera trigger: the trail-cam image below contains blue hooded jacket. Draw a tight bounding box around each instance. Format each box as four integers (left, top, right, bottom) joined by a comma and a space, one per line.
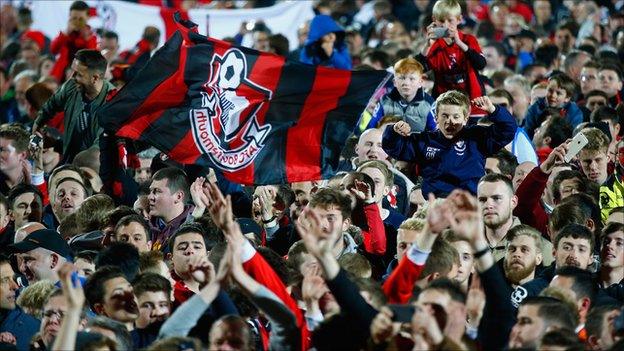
300, 15, 352, 70
522, 97, 583, 139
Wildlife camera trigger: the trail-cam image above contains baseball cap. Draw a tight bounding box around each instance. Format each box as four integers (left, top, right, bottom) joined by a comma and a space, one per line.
9, 229, 73, 260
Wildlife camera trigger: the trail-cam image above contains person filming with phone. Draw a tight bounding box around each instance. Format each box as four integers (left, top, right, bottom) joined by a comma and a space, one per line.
419, 0, 488, 121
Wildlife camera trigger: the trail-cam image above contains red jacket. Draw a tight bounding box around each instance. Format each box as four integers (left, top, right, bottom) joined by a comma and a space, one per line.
241, 241, 310, 350
50, 28, 97, 82
382, 245, 428, 304
513, 166, 550, 237
351, 203, 386, 255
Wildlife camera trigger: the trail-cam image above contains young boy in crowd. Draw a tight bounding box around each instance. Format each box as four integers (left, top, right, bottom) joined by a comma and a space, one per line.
523, 73, 583, 138
421, 0, 487, 119
382, 90, 517, 197
366, 57, 435, 132
598, 62, 623, 107
578, 127, 624, 222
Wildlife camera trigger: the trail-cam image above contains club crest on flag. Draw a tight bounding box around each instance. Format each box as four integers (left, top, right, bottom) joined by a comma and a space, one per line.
190, 48, 272, 171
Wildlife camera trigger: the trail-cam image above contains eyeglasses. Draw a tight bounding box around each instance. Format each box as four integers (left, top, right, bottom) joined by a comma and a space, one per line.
580, 75, 596, 82
42, 309, 65, 320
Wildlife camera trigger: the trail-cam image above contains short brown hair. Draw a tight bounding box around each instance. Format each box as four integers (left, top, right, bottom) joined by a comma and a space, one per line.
0, 125, 29, 152
581, 127, 610, 153
421, 238, 459, 278
139, 250, 165, 273
309, 187, 352, 220
75, 194, 115, 232
286, 240, 309, 272
338, 253, 371, 278
132, 272, 172, 298
548, 74, 577, 100
25, 82, 53, 111
488, 88, 514, 106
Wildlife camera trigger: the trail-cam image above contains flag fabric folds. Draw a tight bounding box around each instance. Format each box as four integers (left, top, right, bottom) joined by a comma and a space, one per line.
98, 18, 388, 185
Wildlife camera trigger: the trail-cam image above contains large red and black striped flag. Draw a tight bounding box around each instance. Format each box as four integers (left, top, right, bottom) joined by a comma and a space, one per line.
98, 18, 389, 185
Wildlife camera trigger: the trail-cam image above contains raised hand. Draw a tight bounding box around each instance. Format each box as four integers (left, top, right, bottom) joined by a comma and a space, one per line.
446, 206, 483, 243
255, 186, 277, 222
21, 159, 32, 185
187, 255, 215, 289
472, 96, 496, 114
58, 263, 85, 310
425, 193, 452, 234
411, 305, 443, 347
301, 271, 328, 304
296, 208, 332, 259
29, 133, 44, 174
0, 332, 16, 345
350, 179, 373, 203
190, 176, 210, 214
393, 121, 411, 137
370, 307, 397, 344
204, 182, 234, 230
466, 275, 486, 328
540, 141, 569, 174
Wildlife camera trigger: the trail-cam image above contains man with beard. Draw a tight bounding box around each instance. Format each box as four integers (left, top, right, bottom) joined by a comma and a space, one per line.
131, 273, 172, 348
33, 49, 114, 163
84, 266, 140, 344
8, 229, 72, 285
508, 296, 577, 350
477, 173, 554, 265
522, 223, 595, 299
445, 192, 544, 350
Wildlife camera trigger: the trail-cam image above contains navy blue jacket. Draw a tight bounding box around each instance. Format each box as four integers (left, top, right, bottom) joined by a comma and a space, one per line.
0, 307, 40, 351
522, 97, 583, 139
382, 106, 517, 197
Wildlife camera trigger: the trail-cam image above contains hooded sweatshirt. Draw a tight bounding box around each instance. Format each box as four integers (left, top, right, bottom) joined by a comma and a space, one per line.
300, 15, 352, 70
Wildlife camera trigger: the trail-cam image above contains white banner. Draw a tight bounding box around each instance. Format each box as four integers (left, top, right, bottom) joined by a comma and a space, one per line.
27, 0, 314, 52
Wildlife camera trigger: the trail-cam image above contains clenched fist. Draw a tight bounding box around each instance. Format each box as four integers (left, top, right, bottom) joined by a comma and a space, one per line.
393, 121, 411, 136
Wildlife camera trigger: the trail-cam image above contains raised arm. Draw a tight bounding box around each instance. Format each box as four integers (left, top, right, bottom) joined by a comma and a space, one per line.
52, 264, 85, 351
382, 194, 449, 303
473, 97, 518, 155
381, 122, 422, 162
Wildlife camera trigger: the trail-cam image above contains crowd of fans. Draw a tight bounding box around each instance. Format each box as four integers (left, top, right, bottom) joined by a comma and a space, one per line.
0, 0, 624, 350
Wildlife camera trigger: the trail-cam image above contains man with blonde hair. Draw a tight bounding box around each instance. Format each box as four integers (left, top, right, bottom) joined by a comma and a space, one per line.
383, 91, 517, 197
577, 127, 623, 221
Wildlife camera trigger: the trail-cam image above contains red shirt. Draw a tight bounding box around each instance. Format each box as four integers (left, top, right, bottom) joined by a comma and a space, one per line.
426, 32, 487, 116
